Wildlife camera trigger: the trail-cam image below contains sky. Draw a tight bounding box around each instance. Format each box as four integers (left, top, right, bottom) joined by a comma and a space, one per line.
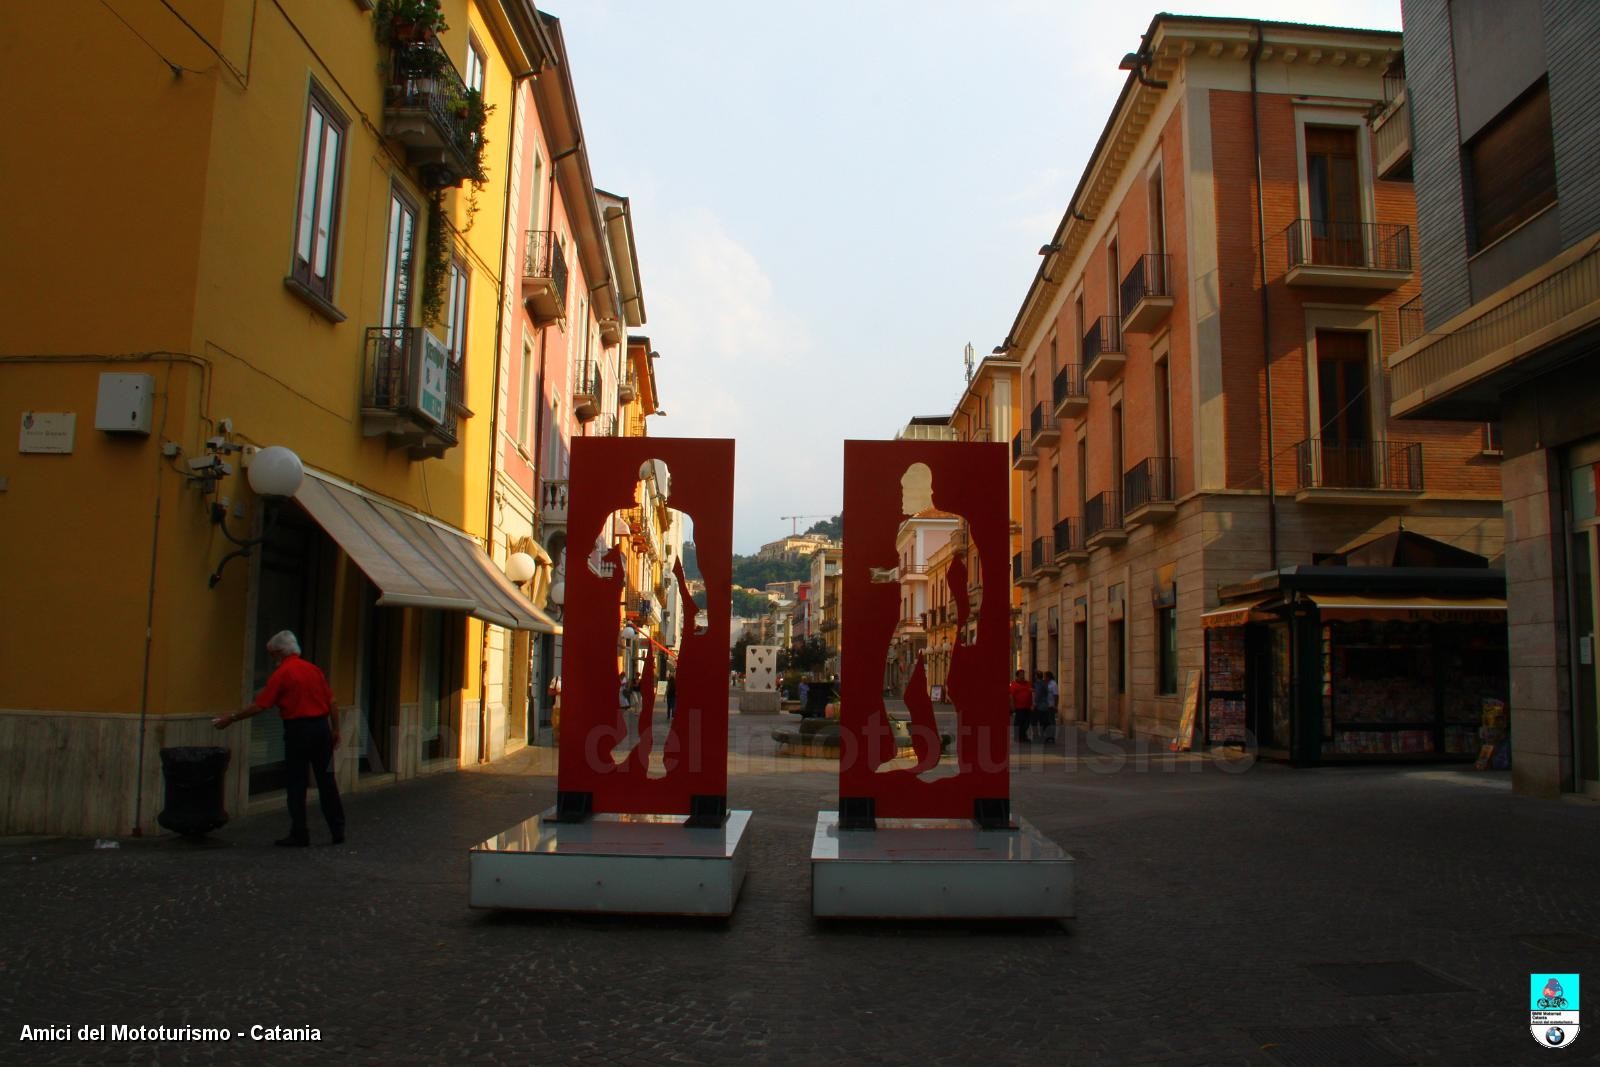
555, 0, 1403, 553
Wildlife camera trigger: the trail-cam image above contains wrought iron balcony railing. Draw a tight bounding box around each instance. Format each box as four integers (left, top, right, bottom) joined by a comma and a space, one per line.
383, 40, 478, 189
1398, 294, 1424, 347
1294, 439, 1423, 492
1120, 254, 1172, 324
1030, 536, 1048, 571
361, 326, 461, 454
1011, 552, 1023, 583
1053, 364, 1086, 414
1083, 490, 1124, 542
522, 230, 568, 324
1053, 518, 1082, 559
1285, 219, 1412, 273
1123, 456, 1177, 514
1081, 316, 1122, 363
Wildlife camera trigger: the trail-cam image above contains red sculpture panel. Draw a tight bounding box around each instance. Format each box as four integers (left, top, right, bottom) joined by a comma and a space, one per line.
839, 440, 1011, 820
556, 437, 734, 816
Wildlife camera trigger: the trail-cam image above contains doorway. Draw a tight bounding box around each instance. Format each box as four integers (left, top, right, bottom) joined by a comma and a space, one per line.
359, 584, 401, 775
1568, 443, 1600, 795
1073, 609, 1089, 723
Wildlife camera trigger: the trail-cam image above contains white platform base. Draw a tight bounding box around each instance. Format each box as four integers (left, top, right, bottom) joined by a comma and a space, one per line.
810, 812, 1074, 919
470, 808, 752, 916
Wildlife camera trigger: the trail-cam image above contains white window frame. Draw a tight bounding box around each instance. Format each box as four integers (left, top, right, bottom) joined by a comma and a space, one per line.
291, 82, 347, 300
1293, 107, 1377, 229
381, 183, 419, 329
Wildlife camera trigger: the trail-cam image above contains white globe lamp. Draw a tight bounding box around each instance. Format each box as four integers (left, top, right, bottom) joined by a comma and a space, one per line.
248, 446, 304, 498
506, 551, 537, 584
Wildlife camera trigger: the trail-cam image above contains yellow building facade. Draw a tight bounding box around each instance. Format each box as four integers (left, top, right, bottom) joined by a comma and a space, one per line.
1, 0, 558, 835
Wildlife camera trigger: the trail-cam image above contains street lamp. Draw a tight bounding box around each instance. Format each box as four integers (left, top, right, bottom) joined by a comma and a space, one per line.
506, 551, 537, 584
209, 445, 304, 588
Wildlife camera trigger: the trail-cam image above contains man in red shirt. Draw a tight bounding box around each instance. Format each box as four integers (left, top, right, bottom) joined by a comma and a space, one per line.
1008, 669, 1034, 744
214, 630, 345, 847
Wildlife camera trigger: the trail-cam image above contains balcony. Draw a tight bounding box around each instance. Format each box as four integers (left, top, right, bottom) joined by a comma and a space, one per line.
1011, 552, 1023, 587
1083, 490, 1126, 550
361, 327, 463, 458
573, 361, 600, 422
1053, 363, 1087, 419
599, 317, 622, 346
618, 375, 638, 404
1120, 254, 1174, 334
1123, 457, 1178, 526
382, 40, 479, 191
1398, 294, 1424, 347
1053, 517, 1086, 564
1284, 219, 1412, 290
1371, 60, 1412, 181
1082, 317, 1125, 383
540, 479, 569, 527
1031, 402, 1058, 448
522, 230, 568, 325
1012, 430, 1037, 471
1390, 240, 1600, 420
1032, 535, 1059, 580
1293, 439, 1424, 504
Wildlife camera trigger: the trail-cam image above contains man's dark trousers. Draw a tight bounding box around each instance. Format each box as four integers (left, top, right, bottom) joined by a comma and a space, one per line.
283, 716, 345, 841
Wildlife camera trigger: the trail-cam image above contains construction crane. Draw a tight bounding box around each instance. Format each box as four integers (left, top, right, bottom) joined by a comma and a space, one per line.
780, 514, 831, 536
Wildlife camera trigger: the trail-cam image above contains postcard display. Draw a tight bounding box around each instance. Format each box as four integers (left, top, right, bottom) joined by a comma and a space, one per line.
1320, 620, 1505, 758
809, 440, 1074, 920
1205, 627, 1248, 745
469, 438, 751, 916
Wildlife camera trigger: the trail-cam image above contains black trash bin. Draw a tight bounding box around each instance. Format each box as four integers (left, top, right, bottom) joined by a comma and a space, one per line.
157, 746, 231, 836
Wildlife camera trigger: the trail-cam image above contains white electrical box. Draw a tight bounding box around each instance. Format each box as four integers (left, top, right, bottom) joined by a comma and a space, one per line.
95, 373, 154, 434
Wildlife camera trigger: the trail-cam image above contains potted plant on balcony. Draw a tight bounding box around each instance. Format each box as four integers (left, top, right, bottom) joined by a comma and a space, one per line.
374, 0, 448, 46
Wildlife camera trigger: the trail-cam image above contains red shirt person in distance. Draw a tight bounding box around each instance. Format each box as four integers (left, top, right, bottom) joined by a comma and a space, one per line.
1009, 669, 1034, 744
213, 630, 346, 847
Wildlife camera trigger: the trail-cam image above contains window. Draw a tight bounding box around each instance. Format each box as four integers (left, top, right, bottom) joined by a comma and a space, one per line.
1106, 238, 1121, 322
1051, 462, 1060, 523
381, 184, 419, 328
1148, 164, 1166, 256
517, 335, 534, 449
1076, 438, 1087, 516
1154, 357, 1172, 460
1156, 598, 1178, 695
1467, 79, 1556, 251
1305, 126, 1361, 263
291, 86, 347, 301
1110, 402, 1124, 488
464, 35, 486, 93
444, 259, 469, 362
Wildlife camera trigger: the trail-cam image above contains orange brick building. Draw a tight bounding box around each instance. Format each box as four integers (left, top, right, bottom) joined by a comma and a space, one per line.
1003, 16, 1503, 741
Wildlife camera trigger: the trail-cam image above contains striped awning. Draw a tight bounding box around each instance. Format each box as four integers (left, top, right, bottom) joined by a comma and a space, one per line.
294, 470, 560, 633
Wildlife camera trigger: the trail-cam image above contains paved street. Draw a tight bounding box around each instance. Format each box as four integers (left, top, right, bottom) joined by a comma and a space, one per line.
4, 710, 1599, 1066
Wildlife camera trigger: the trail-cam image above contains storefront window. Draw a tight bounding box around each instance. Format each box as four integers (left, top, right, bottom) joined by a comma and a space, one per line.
1269, 623, 1293, 749
1157, 602, 1178, 694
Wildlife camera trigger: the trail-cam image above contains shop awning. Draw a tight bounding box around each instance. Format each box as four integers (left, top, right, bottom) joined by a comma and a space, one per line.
1305, 593, 1505, 623
294, 471, 560, 633
1201, 596, 1281, 630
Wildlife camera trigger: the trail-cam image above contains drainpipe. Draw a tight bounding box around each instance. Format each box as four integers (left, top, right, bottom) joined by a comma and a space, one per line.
1250, 23, 1280, 571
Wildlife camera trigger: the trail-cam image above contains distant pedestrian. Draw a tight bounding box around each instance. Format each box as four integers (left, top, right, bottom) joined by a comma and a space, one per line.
619, 671, 636, 745
665, 671, 678, 721
1032, 672, 1050, 745
1042, 671, 1059, 743
1009, 670, 1033, 742
213, 631, 344, 847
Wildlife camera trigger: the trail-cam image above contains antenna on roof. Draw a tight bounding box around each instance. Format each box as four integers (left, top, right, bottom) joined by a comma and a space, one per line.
963, 342, 975, 383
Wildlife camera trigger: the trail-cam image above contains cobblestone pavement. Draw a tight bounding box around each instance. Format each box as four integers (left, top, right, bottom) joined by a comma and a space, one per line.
5, 708, 1600, 1066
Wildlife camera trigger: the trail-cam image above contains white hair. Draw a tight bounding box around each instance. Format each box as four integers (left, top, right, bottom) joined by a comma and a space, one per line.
266, 630, 301, 657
